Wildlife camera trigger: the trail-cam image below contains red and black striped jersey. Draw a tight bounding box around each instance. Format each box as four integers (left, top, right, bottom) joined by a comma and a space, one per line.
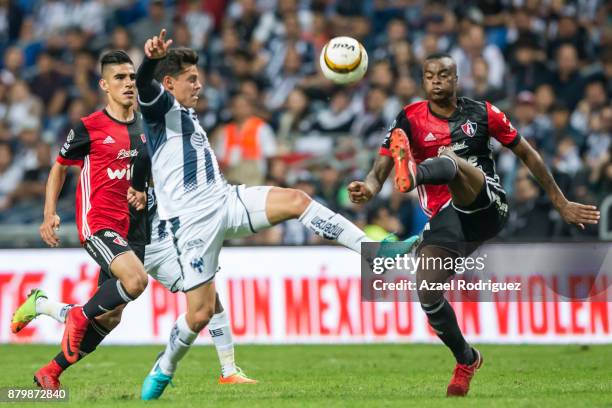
57, 109, 148, 244
380, 97, 520, 218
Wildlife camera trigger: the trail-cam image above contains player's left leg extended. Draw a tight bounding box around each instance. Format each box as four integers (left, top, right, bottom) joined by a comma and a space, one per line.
264, 187, 373, 253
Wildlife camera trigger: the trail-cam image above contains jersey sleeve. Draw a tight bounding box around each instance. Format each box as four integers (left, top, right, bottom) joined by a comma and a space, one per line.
137, 84, 175, 123
487, 102, 521, 148
379, 109, 411, 157
136, 57, 175, 122
57, 120, 90, 166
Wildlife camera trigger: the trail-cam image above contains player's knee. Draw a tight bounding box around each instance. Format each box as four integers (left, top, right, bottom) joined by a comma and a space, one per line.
188, 306, 215, 332
285, 188, 312, 216
122, 272, 148, 298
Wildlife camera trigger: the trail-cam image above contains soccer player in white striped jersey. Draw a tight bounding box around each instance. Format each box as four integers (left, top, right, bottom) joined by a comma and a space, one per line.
131, 30, 413, 400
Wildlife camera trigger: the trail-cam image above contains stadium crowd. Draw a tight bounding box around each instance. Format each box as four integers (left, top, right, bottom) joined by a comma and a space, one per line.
0, 0, 609, 244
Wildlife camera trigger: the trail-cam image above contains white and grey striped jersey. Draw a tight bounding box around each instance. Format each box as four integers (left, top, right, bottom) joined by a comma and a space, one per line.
138, 85, 228, 221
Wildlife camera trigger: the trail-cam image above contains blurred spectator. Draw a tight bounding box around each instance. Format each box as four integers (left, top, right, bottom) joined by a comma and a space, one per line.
1, 141, 50, 211
352, 86, 389, 148
553, 137, 582, 177
214, 93, 277, 185
130, 0, 174, 47
312, 88, 355, 134
451, 24, 505, 93
1, 46, 25, 85
509, 38, 550, 93
265, 42, 310, 111
550, 43, 585, 111
5, 80, 42, 135
228, 0, 262, 46
512, 91, 554, 157
502, 167, 553, 239
467, 56, 506, 103
364, 201, 403, 241
0, 142, 24, 211
182, 0, 214, 51
570, 80, 608, 136
275, 88, 315, 152
27, 51, 69, 118
107, 26, 144, 69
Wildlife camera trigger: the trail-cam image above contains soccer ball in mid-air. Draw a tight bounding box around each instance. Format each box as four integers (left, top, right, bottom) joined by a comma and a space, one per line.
319, 36, 368, 84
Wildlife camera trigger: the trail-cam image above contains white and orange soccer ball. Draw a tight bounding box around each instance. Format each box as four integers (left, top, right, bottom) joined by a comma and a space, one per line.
319, 36, 368, 84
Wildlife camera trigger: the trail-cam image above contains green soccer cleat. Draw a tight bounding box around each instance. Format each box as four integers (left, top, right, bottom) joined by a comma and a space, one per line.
11, 289, 47, 333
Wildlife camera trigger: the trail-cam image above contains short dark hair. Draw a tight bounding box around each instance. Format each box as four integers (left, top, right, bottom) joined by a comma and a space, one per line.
100, 50, 133, 73
154, 48, 199, 81
424, 52, 454, 62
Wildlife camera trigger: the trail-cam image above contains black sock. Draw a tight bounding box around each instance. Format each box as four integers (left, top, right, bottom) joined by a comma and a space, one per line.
416, 156, 458, 185
53, 319, 111, 370
422, 298, 474, 365
83, 278, 133, 319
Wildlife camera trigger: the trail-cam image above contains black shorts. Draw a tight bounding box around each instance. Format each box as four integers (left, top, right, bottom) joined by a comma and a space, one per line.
420, 176, 509, 257
83, 229, 145, 286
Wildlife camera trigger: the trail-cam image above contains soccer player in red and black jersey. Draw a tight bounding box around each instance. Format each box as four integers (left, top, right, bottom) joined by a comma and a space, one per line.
35, 51, 150, 388
348, 53, 600, 397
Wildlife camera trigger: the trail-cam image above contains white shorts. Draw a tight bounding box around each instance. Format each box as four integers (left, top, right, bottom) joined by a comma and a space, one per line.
144, 237, 183, 293
171, 185, 272, 291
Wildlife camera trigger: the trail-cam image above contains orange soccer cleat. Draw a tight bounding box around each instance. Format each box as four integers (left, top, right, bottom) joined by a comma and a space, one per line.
389, 128, 418, 193
218, 368, 258, 384
33, 360, 63, 390
61, 306, 89, 364
446, 348, 483, 397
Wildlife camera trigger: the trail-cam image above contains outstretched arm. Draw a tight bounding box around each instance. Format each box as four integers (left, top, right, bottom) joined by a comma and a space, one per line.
511, 138, 600, 229
136, 28, 172, 103
348, 155, 394, 204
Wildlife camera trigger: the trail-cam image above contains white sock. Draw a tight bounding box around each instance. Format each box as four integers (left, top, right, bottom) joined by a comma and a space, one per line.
208, 311, 237, 377
299, 200, 373, 254
158, 313, 198, 375
35, 297, 72, 323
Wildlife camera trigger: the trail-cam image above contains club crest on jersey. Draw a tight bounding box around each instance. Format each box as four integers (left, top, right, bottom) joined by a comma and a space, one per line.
461, 120, 477, 137
140, 133, 146, 143
113, 236, 128, 246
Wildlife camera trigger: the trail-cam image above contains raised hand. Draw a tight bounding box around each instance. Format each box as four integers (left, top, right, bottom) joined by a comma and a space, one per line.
144, 29, 173, 60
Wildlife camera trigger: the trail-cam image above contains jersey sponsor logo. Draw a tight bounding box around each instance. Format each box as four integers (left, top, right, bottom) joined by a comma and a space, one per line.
190, 131, 205, 149
107, 164, 132, 180
424, 132, 437, 142
438, 140, 467, 155
116, 149, 139, 160
103, 231, 116, 238
461, 120, 477, 137
309, 216, 345, 240
103, 135, 116, 144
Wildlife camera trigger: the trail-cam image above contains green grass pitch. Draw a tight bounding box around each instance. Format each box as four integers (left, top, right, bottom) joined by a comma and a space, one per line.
0, 344, 610, 407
